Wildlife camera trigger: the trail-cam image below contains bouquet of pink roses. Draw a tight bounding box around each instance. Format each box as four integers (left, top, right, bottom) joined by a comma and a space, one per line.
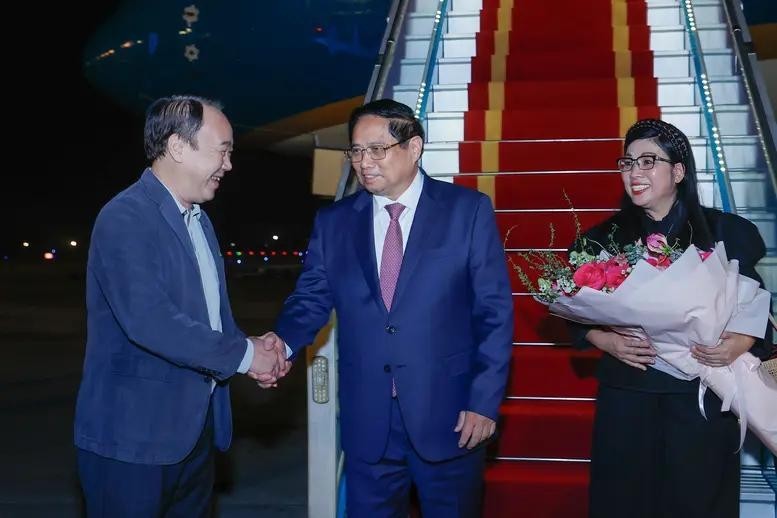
512, 229, 776, 453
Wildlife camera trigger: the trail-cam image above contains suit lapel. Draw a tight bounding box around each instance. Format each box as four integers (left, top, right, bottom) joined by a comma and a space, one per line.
352, 192, 386, 314
161, 206, 198, 268
392, 176, 442, 310
140, 170, 199, 270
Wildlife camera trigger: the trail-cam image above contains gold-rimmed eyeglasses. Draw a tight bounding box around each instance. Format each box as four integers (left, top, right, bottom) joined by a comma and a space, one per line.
345, 137, 411, 162
616, 154, 675, 173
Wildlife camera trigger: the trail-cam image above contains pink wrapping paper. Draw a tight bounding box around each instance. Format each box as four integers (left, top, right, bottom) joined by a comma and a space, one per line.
546, 242, 776, 453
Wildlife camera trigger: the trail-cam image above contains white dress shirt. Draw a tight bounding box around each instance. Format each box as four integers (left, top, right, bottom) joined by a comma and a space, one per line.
372, 170, 424, 270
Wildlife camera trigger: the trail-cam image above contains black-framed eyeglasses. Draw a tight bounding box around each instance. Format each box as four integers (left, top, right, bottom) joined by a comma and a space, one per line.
345, 137, 411, 162
616, 155, 675, 173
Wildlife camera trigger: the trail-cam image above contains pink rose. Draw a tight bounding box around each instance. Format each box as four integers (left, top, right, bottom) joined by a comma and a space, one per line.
646, 255, 672, 270
646, 233, 668, 254
699, 250, 712, 261
573, 262, 606, 290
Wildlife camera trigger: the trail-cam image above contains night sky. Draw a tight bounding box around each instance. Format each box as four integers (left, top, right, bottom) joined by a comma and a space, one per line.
4, 3, 323, 258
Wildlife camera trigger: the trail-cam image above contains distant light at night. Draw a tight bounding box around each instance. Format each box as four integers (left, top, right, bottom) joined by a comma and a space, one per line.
51, 249, 57, 254
69, 240, 78, 247
272, 235, 279, 241
22, 242, 30, 248
43, 252, 54, 261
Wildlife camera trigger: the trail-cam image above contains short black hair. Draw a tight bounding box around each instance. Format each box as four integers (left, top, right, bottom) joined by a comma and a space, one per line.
347, 99, 425, 148
144, 95, 223, 161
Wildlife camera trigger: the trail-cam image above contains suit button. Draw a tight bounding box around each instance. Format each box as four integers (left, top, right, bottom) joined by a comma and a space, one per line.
384, 365, 391, 373
385, 325, 397, 334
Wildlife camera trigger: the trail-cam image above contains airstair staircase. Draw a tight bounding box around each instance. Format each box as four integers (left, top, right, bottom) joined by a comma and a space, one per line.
380, 0, 777, 515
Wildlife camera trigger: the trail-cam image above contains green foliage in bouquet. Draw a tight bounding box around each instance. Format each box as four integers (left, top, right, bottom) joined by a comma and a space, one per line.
507, 192, 685, 304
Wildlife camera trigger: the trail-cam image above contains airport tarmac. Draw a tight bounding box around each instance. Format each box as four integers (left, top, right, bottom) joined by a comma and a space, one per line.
0, 262, 308, 517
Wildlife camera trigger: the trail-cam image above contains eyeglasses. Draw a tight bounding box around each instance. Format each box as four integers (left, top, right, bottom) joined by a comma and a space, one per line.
345, 138, 411, 162
616, 155, 674, 173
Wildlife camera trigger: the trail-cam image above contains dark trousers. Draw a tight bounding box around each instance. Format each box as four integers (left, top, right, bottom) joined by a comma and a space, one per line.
77, 401, 215, 518
589, 385, 740, 518
345, 398, 486, 518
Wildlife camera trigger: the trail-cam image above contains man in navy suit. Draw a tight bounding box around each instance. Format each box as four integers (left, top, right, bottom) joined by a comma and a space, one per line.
269, 99, 514, 517
74, 95, 288, 517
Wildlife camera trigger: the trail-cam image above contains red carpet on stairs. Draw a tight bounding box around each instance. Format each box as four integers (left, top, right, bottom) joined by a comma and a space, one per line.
450, 0, 660, 515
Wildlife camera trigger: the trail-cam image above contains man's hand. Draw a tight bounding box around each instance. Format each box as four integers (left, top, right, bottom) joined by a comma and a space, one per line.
247, 336, 281, 388
260, 331, 292, 379
247, 333, 292, 388
691, 331, 754, 367
454, 411, 496, 449
587, 328, 656, 371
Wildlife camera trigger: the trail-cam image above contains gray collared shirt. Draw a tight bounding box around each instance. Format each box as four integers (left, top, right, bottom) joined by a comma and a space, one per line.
160, 183, 254, 379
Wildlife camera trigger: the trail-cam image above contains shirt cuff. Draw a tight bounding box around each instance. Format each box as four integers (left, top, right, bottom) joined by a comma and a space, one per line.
237, 338, 254, 374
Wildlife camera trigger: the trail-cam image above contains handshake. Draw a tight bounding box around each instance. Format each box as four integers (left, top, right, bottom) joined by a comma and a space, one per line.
247, 332, 292, 388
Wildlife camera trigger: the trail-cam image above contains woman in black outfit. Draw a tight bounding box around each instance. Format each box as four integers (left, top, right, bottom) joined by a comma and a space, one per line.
570, 119, 773, 518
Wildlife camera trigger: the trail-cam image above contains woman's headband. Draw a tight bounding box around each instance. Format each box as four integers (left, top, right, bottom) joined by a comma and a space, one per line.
627, 119, 690, 164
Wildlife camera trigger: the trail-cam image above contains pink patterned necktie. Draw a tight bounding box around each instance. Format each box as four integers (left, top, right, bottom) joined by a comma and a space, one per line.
380, 203, 404, 398
380, 202, 405, 310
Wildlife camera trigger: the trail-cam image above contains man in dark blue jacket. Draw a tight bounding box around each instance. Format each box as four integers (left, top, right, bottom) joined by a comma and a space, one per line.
74, 96, 286, 517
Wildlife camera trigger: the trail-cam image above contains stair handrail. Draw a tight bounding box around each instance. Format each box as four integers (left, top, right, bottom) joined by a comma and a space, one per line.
719, 0, 777, 203
681, 0, 737, 214
334, 0, 411, 202
414, 0, 451, 121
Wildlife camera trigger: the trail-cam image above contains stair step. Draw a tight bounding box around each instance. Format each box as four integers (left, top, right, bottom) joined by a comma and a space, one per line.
424, 105, 753, 141
512, 294, 573, 344
497, 209, 615, 249
508, 346, 600, 398
483, 461, 590, 518
398, 72, 743, 109
496, 399, 595, 459
401, 27, 729, 61
466, 78, 658, 109
420, 136, 763, 176
408, 1, 724, 37
460, 139, 625, 173
454, 172, 623, 210
471, 49, 656, 81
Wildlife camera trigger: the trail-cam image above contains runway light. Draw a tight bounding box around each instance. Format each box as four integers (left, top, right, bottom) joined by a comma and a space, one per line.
43, 252, 54, 260
22, 242, 29, 247
69, 240, 78, 247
